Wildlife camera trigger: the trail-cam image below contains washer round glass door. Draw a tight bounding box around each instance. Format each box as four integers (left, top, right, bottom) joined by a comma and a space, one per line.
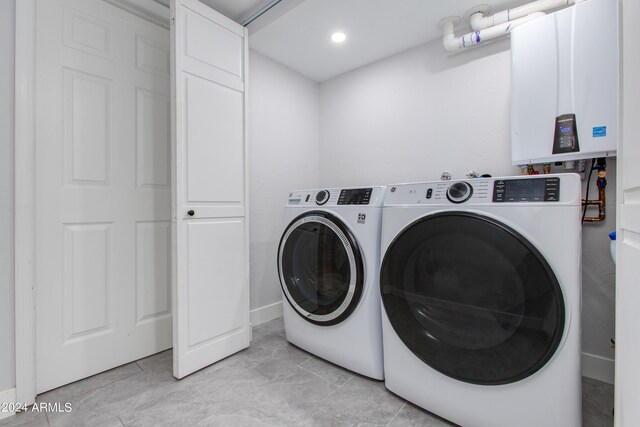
278, 212, 364, 326
380, 212, 565, 385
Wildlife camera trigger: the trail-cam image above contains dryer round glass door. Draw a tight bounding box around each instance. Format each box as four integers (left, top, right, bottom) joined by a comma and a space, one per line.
278, 212, 364, 326
380, 212, 565, 385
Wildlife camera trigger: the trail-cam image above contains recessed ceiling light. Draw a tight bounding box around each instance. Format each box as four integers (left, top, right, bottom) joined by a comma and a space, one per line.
331, 32, 346, 43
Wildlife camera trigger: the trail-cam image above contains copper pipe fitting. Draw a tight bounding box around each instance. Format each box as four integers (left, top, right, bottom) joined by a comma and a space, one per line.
582, 171, 607, 222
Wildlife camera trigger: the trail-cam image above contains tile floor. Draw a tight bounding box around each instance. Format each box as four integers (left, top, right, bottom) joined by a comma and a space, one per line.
1, 318, 614, 426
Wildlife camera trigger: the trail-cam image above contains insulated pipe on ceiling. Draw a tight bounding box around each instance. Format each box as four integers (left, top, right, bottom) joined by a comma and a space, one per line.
468, 0, 575, 30
442, 12, 545, 51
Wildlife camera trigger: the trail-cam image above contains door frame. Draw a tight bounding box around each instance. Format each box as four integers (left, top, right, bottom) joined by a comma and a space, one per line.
14, 0, 37, 407
13, 0, 170, 405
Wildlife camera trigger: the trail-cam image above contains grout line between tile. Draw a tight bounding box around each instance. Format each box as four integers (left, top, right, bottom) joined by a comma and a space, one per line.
385, 401, 407, 427
88, 368, 145, 398
298, 355, 312, 366
293, 372, 353, 424
296, 356, 354, 386
323, 374, 352, 399
297, 363, 331, 382
296, 362, 350, 388
39, 363, 146, 408
45, 410, 52, 427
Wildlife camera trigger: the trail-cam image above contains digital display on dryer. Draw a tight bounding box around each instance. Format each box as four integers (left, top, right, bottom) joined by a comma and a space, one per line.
493, 178, 560, 202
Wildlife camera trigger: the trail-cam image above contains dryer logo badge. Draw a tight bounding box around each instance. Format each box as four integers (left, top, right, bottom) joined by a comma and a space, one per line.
357, 214, 366, 224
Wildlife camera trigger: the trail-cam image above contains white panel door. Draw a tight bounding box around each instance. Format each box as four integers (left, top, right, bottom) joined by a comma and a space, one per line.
171, 0, 250, 379
615, 0, 640, 425
35, 0, 172, 393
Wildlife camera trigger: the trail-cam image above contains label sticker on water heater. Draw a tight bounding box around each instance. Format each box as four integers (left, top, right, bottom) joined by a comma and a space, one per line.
593, 126, 607, 137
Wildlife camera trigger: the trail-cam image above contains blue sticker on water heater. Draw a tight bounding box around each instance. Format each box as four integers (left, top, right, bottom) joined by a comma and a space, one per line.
593, 126, 607, 137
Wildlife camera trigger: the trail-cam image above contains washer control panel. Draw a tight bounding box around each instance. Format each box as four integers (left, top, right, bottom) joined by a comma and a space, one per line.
493, 177, 560, 202
286, 187, 385, 207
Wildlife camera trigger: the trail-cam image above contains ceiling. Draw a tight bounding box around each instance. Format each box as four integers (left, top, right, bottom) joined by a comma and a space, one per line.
248, 0, 535, 82
152, 0, 547, 82
153, 0, 271, 22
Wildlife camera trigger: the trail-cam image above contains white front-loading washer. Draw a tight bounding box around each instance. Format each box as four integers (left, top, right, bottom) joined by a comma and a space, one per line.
380, 174, 582, 426
278, 186, 385, 380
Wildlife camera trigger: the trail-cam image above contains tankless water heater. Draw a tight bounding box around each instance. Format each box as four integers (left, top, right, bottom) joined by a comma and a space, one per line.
510, 0, 618, 165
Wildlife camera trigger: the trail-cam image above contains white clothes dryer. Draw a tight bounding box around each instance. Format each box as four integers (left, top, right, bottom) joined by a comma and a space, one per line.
380, 174, 582, 426
278, 187, 385, 380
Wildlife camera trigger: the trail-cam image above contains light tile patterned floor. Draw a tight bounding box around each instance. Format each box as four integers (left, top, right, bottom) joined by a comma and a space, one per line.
1, 318, 614, 426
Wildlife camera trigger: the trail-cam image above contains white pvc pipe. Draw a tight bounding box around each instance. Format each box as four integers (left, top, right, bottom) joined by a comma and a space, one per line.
443, 12, 545, 51
469, 0, 575, 30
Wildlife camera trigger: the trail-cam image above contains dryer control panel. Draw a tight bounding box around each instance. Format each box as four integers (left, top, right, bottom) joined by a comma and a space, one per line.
286, 187, 385, 207
384, 174, 579, 206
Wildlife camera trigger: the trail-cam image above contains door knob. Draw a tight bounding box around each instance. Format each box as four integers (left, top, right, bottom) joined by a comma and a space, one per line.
187, 210, 195, 216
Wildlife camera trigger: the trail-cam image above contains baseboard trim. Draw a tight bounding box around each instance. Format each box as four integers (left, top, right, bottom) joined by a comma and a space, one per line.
0, 388, 16, 420
582, 352, 615, 384
250, 301, 283, 326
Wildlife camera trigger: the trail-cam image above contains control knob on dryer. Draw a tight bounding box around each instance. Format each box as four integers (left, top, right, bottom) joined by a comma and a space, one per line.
446, 181, 473, 203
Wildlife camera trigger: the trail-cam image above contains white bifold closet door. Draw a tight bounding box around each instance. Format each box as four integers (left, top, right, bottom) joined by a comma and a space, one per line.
35, 0, 173, 393
35, 0, 249, 392
615, 0, 640, 425
170, 0, 250, 379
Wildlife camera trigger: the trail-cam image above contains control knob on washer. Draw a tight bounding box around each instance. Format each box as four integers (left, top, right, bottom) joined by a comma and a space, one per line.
315, 190, 330, 205
446, 181, 473, 203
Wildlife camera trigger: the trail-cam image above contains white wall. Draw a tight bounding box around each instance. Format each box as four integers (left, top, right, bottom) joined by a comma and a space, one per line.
0, 0, 15, 391
319, 38, 616, 380
248, 50, 320, 319
320, 39, 520, 186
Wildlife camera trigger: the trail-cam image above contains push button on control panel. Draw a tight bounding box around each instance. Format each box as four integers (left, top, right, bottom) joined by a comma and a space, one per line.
544, 178, 560, 201
494, 180, 507, 202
